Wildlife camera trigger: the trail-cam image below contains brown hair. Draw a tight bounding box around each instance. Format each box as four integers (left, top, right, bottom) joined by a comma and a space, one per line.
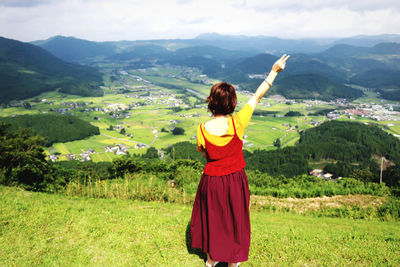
206, 82, 237, 116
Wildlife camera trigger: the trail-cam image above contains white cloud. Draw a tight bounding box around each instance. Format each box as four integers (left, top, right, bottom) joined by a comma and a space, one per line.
244, 0, 400, 12
0, 0, 53, 7
0, 0, 399, 42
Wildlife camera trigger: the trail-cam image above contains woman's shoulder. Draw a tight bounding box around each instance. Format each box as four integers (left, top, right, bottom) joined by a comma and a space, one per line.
233, 103, 253, 129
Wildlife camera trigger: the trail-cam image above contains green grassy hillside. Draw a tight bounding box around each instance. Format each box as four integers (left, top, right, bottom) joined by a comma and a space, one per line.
1, 185, 399, 266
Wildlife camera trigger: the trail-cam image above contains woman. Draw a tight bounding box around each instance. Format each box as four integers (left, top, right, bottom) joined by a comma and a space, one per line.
190, 54, 290, 267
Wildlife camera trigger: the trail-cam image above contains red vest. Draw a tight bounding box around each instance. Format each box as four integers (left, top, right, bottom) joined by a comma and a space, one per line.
199, 117, 246, 176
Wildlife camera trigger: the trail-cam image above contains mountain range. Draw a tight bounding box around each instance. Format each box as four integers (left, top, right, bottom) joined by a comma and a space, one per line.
1, 33, 400, 103
33, 33, 400, 59
32, 34, 400, 101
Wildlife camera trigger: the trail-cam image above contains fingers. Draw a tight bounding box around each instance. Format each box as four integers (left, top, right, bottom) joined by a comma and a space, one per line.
278, 54, 290, 64
276, 54, 290, 71
282, 54, 290, 63
271, 54, 290, 73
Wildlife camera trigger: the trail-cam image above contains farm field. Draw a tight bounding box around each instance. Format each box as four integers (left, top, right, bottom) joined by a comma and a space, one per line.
1, 65, 399, 161
1, 185, 399, 266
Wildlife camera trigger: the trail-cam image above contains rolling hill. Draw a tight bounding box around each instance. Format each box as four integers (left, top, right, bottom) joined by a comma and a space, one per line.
0, 36, 104, 103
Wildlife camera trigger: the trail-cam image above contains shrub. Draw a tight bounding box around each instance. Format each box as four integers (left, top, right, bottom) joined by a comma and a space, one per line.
172, 127, 185, 135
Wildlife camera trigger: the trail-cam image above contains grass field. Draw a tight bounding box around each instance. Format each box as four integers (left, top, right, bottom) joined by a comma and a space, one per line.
1, 185, 399, 266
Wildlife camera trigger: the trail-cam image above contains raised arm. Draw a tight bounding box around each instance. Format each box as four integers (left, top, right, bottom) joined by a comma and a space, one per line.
248, 54, 290, 110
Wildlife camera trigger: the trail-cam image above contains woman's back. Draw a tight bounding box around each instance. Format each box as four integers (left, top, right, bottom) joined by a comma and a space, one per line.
197, 104, 253, 149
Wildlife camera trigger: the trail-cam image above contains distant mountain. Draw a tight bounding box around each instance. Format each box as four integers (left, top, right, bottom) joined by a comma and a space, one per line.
370, 42, 400, 55
334, 34, 400, 47
194, 33, 333, 54
109, 44, 169, 61
172, 45, 255, 61
214, 51, 354, 100
0, 36, 103, 103
230, 53, 278, 74
315, 42, 400, 100
351, 69, 400, 88
350, 69, 400, 101
195, 33, 400, 54
273, 74, 363, 100
34, 33, 400, 62
235, 73, 363, 101
32, 36, 116, 62
318, 42, 400, 60
162, 45, 257, 75
317, 44, 369, 58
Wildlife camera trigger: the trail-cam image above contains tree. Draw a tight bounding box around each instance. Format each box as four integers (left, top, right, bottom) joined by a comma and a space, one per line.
172, 127, 185, 135
0, 122, 53, 191
285, 111, 303, 117
273, 138, 281, 148
142, 147, 159, 159
120, 128, 126, 135
23, 102, 32, 109
383, 166, 400, 188
350, 168, 376, 182
111, 158, 144, 178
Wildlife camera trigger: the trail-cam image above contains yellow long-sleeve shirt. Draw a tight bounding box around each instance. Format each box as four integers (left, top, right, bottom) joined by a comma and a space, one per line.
197, 103, 254, 149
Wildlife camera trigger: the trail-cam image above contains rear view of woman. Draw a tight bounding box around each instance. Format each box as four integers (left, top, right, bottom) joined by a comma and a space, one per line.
190, 55, 290, 267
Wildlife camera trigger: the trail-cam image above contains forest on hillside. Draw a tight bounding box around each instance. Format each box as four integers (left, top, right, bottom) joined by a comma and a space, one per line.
0, 114, 99, 146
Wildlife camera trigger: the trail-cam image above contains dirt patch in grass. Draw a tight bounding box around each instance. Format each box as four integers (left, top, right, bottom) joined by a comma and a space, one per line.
250, 194, 387, 213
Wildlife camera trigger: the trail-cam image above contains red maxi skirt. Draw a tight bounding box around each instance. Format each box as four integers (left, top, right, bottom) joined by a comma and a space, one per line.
190, 168, 251, 263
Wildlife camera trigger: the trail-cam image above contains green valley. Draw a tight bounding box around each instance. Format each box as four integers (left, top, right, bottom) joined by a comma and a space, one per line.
1, 63, 399, 166
1, 33, 400, 267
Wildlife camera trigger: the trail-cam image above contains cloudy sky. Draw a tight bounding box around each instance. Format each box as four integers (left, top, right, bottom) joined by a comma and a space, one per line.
1, 0, 400, 42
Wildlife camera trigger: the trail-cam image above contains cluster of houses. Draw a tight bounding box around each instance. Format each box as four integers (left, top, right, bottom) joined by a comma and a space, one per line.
123, 88, 189, 109
310, 169, 339, 181
107, 103, 129, 111
135, 143, 148, 149
49, 101, 102, 116
139, 92, 189, 108
49, 142, 150, 162
327, 110, 341, 120
49, 154, 59, 162
65, 148, 95, 162
332, 98, 349, 107
327, 103, 400, 121
103, 143, 148, 154
104, 144, 128, 155
175, 113, 201, 118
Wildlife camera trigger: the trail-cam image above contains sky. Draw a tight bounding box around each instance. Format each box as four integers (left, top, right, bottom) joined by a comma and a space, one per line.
1, 0, 400, 42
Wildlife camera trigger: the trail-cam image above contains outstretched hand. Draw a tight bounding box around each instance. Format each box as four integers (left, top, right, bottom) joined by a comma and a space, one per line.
248, 53, 290, 109
271, 54, 290, 73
